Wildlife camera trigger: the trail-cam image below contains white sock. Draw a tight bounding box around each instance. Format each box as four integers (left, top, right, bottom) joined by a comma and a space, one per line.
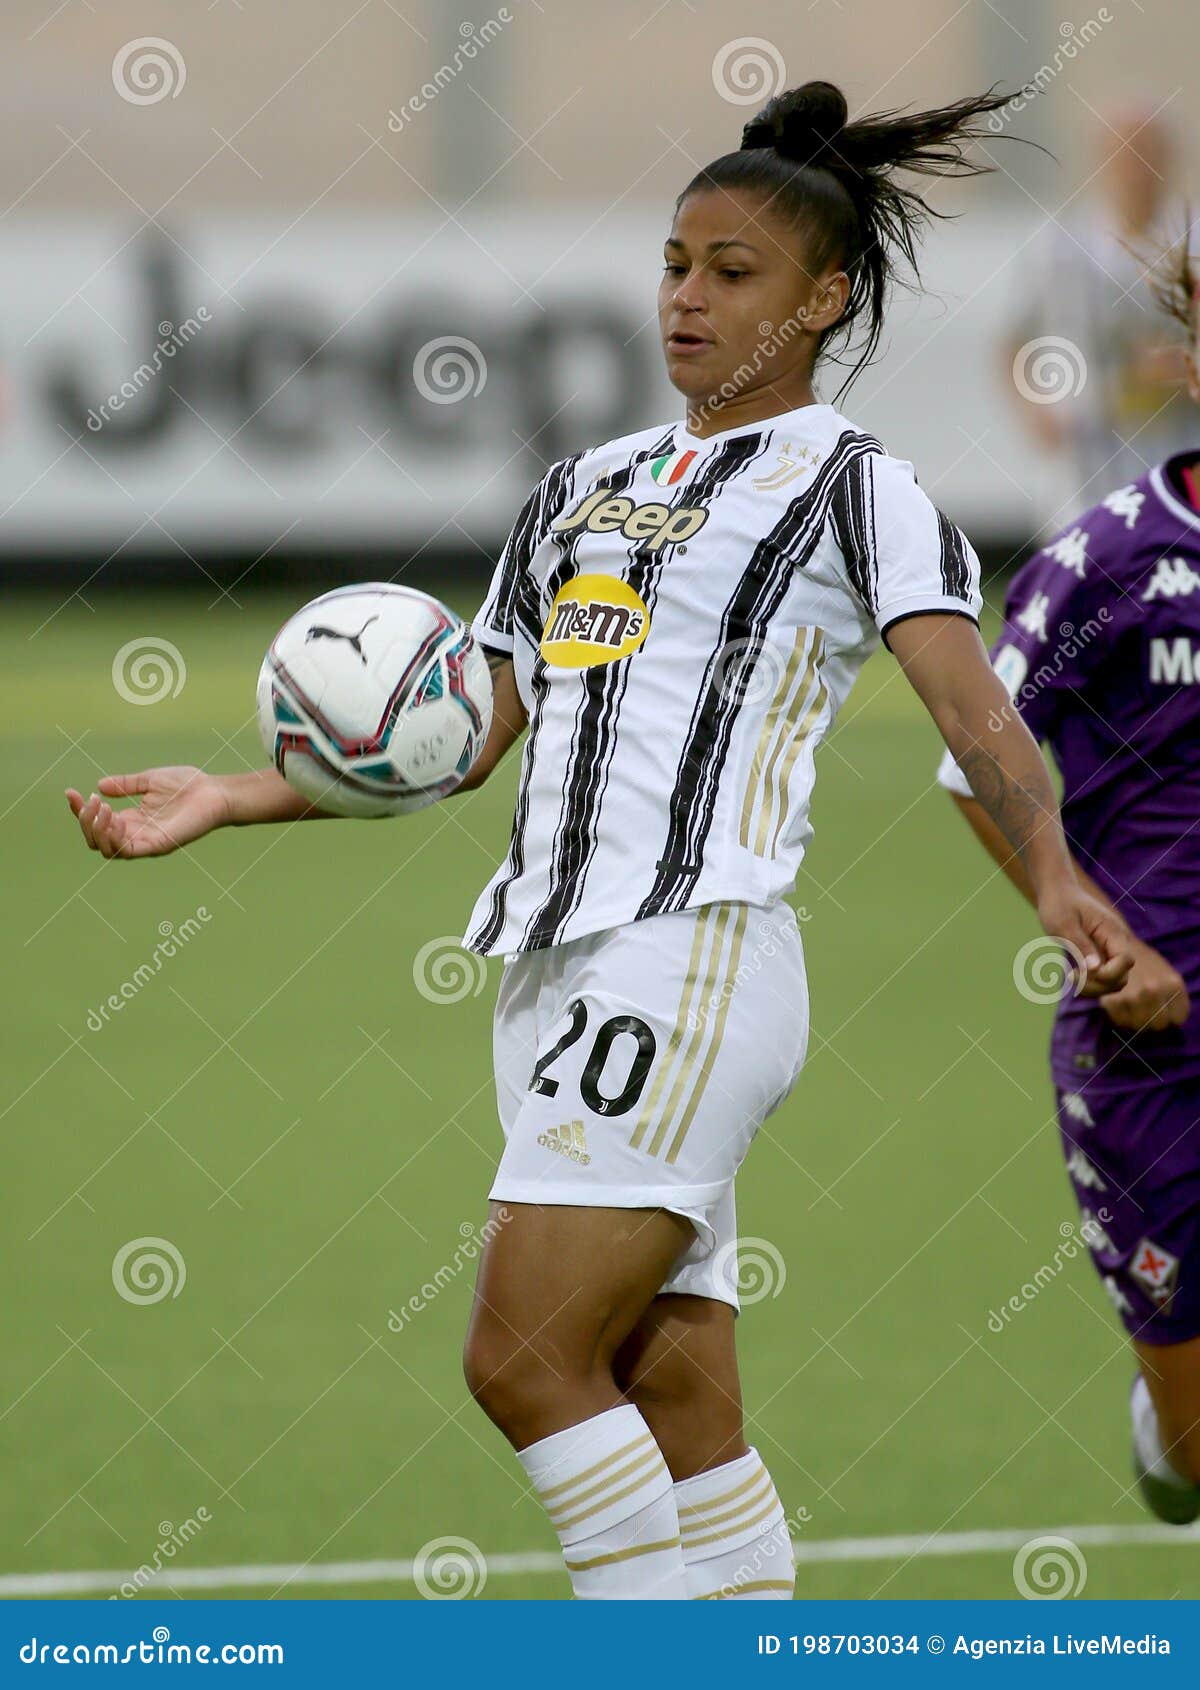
1133, 1374, 1198, 1489
518, 1404, 688, 1599
674, 1447, 794, 1599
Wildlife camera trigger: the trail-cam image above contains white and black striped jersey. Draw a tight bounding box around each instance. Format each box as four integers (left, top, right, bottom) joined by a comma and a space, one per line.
462, 402, 981, 956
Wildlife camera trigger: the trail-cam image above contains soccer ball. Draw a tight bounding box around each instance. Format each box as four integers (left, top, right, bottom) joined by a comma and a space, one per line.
256, 583, 493, 818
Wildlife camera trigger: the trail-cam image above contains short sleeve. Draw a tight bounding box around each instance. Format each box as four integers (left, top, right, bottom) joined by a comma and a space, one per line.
473, 456, 582, 654
830, 452, 983, 644
472, 479, 546, 655
936, 512, 1115, 795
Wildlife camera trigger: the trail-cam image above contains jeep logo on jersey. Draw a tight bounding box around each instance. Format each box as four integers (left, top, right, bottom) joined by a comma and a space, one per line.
540, 574, 650, 669
550, 487, 709, 550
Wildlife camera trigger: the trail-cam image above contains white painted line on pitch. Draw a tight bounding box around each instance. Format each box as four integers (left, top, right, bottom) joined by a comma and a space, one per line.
2, 1523, 1198, 1597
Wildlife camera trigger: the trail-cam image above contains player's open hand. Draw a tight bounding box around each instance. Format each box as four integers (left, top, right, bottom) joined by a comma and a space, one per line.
1036, 885, 1134, 998
66, 766, 230, 859
1098, 939, 1191, 1034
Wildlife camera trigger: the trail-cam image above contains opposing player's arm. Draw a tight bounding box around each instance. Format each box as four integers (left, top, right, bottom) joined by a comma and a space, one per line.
945, 764, 1189, 1031
887, 611, 1133, 991
450, 649, 527, 793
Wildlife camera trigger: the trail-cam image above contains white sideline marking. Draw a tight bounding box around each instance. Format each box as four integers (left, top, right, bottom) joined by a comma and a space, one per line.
3, 1523, 1198, 1597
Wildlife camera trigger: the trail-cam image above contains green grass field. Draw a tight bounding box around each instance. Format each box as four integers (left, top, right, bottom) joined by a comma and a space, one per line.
3, 586, 1198, 1603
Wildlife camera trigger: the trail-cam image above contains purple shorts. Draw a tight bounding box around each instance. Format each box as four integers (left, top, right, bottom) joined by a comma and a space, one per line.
1055, 1074, 1200, 1344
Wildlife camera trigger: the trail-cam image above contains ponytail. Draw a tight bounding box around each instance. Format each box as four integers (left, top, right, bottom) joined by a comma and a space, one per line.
681, 79, 1019, 393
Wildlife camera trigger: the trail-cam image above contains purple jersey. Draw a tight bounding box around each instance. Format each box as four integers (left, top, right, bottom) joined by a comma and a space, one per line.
953, 451, 1200, 1082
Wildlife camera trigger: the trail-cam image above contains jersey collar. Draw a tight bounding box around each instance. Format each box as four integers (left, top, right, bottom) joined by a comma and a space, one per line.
673, 401, 836, 452
1149, 454, 1200, 532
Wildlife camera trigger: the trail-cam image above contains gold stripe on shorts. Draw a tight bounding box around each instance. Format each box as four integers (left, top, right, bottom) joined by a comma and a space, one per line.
664, 903, 749, 1165
644, 904, 732, 1160
628, 905, 713, 1154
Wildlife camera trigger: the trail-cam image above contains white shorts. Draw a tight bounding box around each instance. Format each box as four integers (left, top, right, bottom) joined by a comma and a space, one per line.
489, 899, 809, 1310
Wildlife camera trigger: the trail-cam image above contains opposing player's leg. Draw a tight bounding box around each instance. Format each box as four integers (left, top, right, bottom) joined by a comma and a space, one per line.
615, 1288, 794, 1599
1132, 1336, 1200, 1522
1054, 1077, 1200, 1522
463, 1200, 694, 1598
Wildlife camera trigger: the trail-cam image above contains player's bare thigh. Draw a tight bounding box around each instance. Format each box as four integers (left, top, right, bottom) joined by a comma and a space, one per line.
462, 1200, 693, 1449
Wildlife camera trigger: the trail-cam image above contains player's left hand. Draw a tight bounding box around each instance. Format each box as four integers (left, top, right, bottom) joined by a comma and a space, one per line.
1035, 884, 1134, 997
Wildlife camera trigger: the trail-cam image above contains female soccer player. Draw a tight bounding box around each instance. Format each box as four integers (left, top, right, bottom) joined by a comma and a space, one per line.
68, 82, 1130, 1599
939, 238, 1200, 1526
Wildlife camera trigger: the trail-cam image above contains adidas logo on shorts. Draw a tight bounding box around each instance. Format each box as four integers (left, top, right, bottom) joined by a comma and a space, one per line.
537, 1120, 591, 1166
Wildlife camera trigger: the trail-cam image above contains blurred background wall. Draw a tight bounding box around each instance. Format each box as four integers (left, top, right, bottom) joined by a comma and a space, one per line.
2, 0, 1195, 585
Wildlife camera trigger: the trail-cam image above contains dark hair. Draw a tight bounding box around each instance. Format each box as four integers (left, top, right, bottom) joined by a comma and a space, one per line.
1149, 219, 1198, 343
677, 79, 1017, 395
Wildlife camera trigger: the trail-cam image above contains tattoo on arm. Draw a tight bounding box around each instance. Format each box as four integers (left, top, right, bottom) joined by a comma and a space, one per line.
955, 745, 1054, 864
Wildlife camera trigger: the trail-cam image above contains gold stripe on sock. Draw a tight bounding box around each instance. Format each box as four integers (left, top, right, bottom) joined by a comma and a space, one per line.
549, 1450, 665, 1532
545, 1443, 660, 1524
676, 1462, 766, 1518
697, 1579, 794, 1599
564, 1536, 682, 1573
679, 1493, 784, 1551
538, 1432, 653, 1504
682, 1473, 774, 1541
679, 1473, 775, 1542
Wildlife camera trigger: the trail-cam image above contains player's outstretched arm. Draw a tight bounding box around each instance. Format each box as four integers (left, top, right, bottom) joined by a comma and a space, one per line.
66, 764, 330, 860
888, 612, 1134, 994
451, 652, 527, 793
